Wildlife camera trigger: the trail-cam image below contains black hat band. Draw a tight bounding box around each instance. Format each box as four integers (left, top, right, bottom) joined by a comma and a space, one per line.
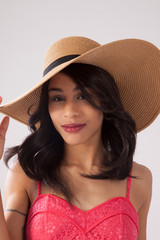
43, 54, 80, 77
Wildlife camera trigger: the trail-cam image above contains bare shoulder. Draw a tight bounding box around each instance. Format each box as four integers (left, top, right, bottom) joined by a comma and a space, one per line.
132, 163, 153, 238
132, 161, 152, 183
131, 161, 152, 211
5, 160, 32, 189
4, 160, 35, 207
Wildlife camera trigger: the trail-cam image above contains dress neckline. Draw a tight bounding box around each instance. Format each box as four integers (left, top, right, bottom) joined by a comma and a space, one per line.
33, 170, 136, 214
30, 191, 138, 217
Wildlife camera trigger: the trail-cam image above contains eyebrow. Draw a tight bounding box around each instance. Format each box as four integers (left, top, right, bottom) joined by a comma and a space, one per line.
48, 86, 81, 92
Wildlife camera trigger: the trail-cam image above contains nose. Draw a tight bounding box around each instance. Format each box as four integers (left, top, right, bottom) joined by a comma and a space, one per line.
63, 101, 80, 118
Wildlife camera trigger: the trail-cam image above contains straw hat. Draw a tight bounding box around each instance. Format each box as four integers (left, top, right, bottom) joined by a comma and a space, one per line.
0, 36, 160, 132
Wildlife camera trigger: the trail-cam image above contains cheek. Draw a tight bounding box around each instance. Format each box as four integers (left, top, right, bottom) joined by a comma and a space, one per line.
48, 106, 59, 128
97, 112, 104, 127
88, 109, 104, 131
96, 111, 104, 128
91, 108, 103, 122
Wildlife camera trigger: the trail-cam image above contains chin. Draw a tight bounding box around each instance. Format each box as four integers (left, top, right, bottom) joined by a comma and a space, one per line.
64, 140, 85, 146
62, 136, 86, 146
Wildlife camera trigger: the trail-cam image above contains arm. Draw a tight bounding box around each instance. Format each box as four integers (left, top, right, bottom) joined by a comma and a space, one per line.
0, 106, 11, 239
4, 163, 30, 240
137, 166, 152, 240
0, 97, 30, 239
0, 192, 10, 240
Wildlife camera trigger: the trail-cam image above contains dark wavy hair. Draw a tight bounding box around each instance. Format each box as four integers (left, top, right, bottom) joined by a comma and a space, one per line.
4, 63, 137, 207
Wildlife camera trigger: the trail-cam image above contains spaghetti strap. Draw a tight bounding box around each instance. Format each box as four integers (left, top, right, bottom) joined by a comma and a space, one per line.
37, 181, 41, 196
126, 169, 132, 199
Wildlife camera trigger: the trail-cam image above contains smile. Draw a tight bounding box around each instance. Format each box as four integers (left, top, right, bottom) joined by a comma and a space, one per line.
61, 124, 86, 133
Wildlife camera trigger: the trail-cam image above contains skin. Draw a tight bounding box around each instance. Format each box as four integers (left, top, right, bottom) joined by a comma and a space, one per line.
48, 73, 104, 170
0, 74, 152, 240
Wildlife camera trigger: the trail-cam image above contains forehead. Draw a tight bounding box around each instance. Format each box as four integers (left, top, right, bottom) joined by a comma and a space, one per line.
48, 72, 76, 88
48, 72, 94, 97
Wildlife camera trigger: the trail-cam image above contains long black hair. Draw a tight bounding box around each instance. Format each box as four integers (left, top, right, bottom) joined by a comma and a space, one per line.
4, 63, 136, 206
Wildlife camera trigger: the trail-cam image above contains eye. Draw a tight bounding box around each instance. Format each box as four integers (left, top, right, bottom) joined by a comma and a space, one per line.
77, 94, 86, 100
51, 96, 65, 102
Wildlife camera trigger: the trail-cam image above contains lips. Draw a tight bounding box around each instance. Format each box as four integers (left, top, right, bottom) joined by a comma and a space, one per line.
61, 123, 86, 128
61, 123, 86, 133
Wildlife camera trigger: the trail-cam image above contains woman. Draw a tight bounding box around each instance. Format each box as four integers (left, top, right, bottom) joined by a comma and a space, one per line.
0, 36, 160, 240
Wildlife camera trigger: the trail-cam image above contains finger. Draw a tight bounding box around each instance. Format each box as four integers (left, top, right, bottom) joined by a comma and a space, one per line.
0, 116, 10, 137
0, 96, 2, 105
0, 116, 10, 160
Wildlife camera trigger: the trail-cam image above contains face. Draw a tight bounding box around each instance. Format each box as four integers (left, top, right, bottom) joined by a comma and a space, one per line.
48, 72, 104, 146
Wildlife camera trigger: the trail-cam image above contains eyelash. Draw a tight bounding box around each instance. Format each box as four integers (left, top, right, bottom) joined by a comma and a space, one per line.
51, 94, 86, 102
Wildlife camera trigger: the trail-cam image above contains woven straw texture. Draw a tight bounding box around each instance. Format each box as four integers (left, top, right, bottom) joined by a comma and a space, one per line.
0, 36, 160, 132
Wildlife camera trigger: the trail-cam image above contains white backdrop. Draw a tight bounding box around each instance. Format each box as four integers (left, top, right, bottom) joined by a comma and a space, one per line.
0, 0, 160, 239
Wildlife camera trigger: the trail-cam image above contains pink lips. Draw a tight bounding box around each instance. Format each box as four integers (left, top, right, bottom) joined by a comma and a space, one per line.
61, 123, 86, 133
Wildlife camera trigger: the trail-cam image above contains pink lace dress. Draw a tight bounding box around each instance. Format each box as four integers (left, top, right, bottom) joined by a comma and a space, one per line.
25, 173, 139, 239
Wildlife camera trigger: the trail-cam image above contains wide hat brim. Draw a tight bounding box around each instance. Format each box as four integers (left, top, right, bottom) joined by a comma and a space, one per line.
0, 36, 160, 132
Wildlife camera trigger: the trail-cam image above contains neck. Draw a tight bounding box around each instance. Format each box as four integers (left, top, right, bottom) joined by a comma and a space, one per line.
62, 140, 105, 172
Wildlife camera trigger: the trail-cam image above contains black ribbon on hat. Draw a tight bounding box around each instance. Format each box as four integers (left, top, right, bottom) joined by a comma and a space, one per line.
43, 54, 80, 77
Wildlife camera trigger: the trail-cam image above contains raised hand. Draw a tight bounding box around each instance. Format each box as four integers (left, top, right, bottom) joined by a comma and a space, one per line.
0, 97, 9, 160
